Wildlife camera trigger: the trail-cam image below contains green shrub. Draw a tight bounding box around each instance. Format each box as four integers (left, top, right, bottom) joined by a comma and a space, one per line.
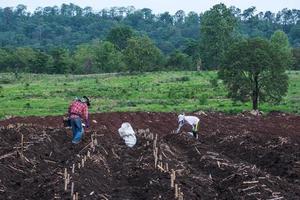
198, 94, 208, 105
209, 77, 218, 88
175, 76, 190, 82
24, 103, 32, 109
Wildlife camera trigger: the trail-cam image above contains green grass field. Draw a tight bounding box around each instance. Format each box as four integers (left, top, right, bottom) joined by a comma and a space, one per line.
0, 71, 299, 118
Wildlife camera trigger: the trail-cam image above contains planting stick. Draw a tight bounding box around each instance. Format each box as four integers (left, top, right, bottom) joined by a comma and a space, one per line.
75, 192, 79, 200
72, 164, 75, 174
73, 194, 76, 200
71, 182, 74, 197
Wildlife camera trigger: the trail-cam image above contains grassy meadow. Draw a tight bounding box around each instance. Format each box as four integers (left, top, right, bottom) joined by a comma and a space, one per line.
0, 71, 299, 118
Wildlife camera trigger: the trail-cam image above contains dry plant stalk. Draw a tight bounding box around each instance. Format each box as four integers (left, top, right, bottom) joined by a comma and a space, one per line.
171, 169, 175, 188
81, 158, 85, 168
179, 192, 184, 200
154, 147, 158, 168
64, 168, 67, 179
64, 177, 68, 191
90, 135, 94, 148
165, 163, 169, 172
72, 164, 75, 173
94, 138, 98, 146
75, 192, 79, 200
175, 184, 178, 198
172, 170, 176, 180
67, 174, 70, 184
21, 134, 24, 160
70, 182, 74, 197
157, 164, 165, 172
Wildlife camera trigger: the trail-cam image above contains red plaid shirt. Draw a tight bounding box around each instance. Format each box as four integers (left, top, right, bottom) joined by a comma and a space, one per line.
68, 100, 88, 122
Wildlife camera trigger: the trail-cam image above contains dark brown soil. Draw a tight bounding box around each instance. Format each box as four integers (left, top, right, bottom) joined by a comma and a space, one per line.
0, 112, 299, 199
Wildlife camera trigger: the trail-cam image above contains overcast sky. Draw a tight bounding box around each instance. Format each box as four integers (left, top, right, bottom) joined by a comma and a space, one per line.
0, 0, 299, 14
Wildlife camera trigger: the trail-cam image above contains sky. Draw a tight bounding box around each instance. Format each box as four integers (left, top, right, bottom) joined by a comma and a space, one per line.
0, 0, 299, 14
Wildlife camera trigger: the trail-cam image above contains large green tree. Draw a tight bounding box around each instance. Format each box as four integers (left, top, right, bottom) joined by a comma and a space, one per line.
106, 26, 134, 50
73, 41, 124, 73
166, 51, 192, 70
200, 3, 237, 69
219, 35, 292, 110
93, 41, 124, 73
123, 36, 164, 72
48, 48, 71, 74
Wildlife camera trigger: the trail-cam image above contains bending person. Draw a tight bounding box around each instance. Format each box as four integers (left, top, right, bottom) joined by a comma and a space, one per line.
68, 96, 90, 144
176, 114, 199, 139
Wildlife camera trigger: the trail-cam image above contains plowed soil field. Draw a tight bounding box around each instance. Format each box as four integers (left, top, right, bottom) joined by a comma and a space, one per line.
0, 112, 299, 199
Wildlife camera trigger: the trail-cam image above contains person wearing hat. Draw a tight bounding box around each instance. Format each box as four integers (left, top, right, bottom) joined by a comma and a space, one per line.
176, 114, 199, 139
67, 96, 90, 144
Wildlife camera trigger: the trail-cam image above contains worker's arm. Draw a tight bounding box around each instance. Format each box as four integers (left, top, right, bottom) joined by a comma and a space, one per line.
176, 121, 184, 133
82, 105, 89, 128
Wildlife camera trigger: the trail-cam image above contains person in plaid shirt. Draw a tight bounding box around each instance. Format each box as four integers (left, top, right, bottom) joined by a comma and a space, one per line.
68, 96, 90, 144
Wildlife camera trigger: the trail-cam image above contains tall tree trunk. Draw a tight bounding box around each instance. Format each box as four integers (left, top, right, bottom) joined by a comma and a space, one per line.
252, 73, 259, 110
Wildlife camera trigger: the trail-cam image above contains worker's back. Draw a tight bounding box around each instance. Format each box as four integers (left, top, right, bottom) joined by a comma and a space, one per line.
184, 116, 199, 126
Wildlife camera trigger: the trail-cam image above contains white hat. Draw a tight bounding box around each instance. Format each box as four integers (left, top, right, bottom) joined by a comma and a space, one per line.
178, 114, 185, 123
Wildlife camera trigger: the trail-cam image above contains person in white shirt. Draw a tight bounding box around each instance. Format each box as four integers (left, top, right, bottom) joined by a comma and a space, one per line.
176, 114, 200, 139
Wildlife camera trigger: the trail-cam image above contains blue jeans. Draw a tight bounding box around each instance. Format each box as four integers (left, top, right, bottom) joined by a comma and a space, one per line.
70, 118, 84, 144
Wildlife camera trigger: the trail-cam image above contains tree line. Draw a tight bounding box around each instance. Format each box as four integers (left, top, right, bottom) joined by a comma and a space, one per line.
0, 3, 299, 73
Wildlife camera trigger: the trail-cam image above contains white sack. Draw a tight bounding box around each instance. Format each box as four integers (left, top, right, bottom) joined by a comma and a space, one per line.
118, 122, 137, 148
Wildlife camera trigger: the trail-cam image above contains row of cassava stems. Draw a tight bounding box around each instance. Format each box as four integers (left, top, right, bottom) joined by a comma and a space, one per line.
20, 130, 184, 199
62, 134, 98, 200
142, 131, 184, 200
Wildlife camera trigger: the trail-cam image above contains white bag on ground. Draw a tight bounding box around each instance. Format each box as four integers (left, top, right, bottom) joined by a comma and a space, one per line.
118, 122, 137, 148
